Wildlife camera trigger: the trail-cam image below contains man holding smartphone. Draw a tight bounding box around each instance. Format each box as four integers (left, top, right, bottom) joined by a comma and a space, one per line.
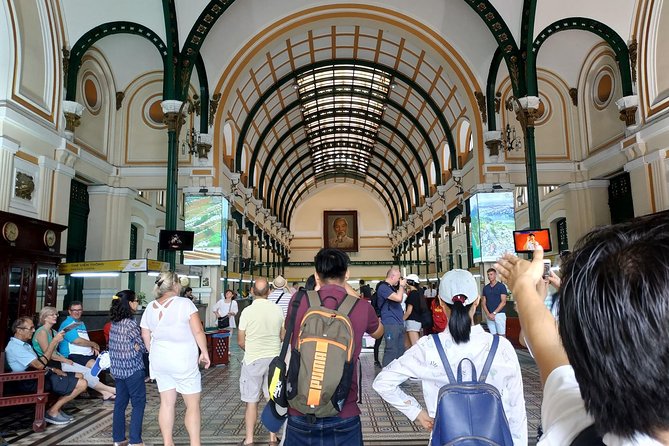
481, 267, 508, 336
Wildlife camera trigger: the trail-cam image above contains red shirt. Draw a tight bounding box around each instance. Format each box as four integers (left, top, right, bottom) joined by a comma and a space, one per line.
285, 283, 379, 418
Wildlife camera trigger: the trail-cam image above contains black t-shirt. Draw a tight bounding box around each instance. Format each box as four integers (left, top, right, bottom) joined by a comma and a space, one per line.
405, 289, 422, 322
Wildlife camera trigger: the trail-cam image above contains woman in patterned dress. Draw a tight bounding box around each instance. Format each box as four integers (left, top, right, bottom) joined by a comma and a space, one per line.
109, 290, 147, 446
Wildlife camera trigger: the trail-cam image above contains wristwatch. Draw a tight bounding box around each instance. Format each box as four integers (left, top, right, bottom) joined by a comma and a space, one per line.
493, 311, 497, 315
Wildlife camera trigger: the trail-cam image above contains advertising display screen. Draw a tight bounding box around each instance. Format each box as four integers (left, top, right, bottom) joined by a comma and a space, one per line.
470, 192, 515, 264
184, 195, 228, 266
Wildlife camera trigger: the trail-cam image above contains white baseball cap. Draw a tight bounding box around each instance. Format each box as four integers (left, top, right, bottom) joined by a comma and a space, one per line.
405, 274, 420, 287
439, 269, 479, 305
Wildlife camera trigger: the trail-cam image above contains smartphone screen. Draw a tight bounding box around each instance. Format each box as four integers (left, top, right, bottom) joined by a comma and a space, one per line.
543, 260, 551, 279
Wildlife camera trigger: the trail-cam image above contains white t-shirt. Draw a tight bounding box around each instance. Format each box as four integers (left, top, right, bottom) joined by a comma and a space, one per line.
538, 366, 663, 446
211, 299, 239, 328
373, 325, 527, 446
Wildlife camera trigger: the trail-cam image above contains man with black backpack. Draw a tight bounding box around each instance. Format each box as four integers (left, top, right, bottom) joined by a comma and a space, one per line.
378, 267, 407, 367
283, 248, 383, 445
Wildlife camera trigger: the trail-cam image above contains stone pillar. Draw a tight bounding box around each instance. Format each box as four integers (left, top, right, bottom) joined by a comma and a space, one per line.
0, 136, 19, 212
83, 185, 136, 310
625, 149, 668, 216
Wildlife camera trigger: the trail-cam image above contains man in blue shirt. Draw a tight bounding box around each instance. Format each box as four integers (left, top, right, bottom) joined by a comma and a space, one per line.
5, 316, 87, 424
378, 267, 407, 367
58, 301, 100, 367
481, 267, 508, 336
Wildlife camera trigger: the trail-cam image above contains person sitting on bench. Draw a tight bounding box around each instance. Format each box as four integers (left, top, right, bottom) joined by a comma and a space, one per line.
5, 316, 87, 425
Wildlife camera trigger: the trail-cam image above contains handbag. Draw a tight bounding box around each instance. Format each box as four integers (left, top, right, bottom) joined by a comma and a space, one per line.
267, 289, 305, 408
217, 315, 230, 329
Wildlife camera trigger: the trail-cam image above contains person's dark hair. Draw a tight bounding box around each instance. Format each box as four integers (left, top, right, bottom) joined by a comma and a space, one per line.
558, 211, 669, 437
528, 233, 535, 237
446, 299, 473, 344
305, 274, 317, 291
110, 290, 136, 322
184, 287, 192, 293
314, 248, 349, 281
69, 301, 83, 309
486, 267, 496, 274
359, 279, 365, 285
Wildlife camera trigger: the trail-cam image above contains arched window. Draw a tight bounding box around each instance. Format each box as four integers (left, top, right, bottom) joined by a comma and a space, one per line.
224, 121, 233, 157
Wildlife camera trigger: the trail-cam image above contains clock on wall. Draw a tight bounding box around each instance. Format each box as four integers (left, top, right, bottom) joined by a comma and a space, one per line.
43, 229, 57, 248
2, 221, 19, 242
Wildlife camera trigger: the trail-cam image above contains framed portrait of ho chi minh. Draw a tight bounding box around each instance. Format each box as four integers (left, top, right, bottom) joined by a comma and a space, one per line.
324, 210, 358, 252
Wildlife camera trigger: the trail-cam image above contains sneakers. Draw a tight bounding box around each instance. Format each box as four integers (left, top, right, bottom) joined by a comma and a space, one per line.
45, 412, 71, 425
59, 410, 74, 421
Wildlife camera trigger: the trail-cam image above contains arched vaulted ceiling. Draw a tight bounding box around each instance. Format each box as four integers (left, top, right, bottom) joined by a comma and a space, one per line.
60, 0, 637, 236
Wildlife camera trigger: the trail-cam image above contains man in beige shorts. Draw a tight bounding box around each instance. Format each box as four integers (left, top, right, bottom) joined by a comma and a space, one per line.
237, 277, 285, 446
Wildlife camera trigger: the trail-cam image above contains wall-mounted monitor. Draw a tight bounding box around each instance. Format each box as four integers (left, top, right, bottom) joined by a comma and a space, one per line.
513, 228, 552, 253
184, 195, 228, 266
470, 192, 515, 264
158, 230, 194, 251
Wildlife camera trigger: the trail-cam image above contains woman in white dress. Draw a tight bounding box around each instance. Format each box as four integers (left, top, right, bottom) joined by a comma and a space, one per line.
140, 271, 210, 446
212, 289, 238, 333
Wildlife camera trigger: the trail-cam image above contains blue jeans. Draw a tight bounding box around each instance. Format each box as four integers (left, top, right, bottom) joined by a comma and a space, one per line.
285, 415, 362, 446
382, 324, 406, 367
113, 369, 146, 444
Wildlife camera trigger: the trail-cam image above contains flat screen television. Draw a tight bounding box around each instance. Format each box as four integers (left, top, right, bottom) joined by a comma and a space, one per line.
513, 228, 552, 253
158, 230, 194, 251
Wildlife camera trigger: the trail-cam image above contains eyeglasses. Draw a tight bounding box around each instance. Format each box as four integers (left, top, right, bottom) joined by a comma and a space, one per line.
69, 308, 83, 312
17, 326, 35, 331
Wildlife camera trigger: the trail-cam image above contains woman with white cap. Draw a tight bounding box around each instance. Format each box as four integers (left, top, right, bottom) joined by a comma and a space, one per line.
403, 273, 423, 347
373, 269, 527, 445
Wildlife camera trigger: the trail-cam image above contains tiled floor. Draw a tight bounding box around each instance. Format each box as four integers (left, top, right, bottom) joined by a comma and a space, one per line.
0, 344, 541, 445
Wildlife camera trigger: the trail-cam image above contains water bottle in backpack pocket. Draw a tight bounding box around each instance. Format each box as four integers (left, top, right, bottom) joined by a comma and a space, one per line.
286, 290, 358, 418
431, 335, 513, 446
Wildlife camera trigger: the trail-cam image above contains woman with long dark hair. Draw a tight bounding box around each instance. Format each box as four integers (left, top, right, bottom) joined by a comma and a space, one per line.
373, 269, 527, 445
109, 290, 146, 446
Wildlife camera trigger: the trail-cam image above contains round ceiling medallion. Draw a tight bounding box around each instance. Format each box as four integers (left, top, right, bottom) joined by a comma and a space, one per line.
534, 96, 551, 127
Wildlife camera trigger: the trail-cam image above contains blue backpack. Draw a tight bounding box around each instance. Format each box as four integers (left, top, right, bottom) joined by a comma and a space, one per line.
431, 335, 513, 446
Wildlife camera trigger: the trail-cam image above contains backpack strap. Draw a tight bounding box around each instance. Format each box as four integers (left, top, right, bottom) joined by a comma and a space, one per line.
570, 425, 605, 446
432, 334, 456, 384
279, 289, 307, 360
306, 290, 321, 308
336, 294, 359, 316
275, 291, 286, 304
478, 335, 499, 383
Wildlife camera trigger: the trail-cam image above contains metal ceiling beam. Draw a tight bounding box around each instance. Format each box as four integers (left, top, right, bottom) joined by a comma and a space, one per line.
278, 161, 406, 228
270, 144, 414, 223
237, 58, 455, 181
285, 172, 400, 230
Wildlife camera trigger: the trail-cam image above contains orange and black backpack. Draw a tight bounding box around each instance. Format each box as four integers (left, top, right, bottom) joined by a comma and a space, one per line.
286, 290, 357, 418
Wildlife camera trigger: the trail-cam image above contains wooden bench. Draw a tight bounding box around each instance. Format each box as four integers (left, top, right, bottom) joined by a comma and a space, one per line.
0, 351, 48, 432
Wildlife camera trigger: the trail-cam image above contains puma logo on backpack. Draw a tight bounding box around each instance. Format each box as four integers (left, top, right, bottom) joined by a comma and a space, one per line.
286, 290, 358, 418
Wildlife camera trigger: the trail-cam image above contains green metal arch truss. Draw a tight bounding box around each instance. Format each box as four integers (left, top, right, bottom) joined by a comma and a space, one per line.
254, 110, 431, 201
66, 22, 168, 101
272, 147, 414, 225
485, 48, 505, 131
461, 0, 523, 93
531, 17, 633, 96
177, 0, 237, 99
261, 135, 422, 213
284, 170, 401, 230
237, 58, 454, 182
277, 156, 408, 225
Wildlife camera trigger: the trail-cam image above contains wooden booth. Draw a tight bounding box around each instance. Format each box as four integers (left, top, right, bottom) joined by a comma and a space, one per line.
0, 211, 66, 349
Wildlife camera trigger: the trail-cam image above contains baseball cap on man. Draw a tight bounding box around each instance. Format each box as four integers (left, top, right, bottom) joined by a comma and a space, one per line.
439, 269, 479, 305
272, 275, 287, 289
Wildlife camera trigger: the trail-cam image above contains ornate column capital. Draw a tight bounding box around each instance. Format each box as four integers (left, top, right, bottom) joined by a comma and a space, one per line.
161, 100, 185, 131
62, 100, 84, 133
484, 130, 502, 157
517, 96, 542, 127
196, 133, 213, 159
615, 95, 639, 127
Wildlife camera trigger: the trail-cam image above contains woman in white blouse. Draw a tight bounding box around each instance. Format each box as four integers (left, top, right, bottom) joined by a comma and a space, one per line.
373, 269, 527, 445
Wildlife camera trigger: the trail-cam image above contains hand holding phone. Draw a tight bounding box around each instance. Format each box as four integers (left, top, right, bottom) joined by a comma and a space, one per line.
542, 260, 551, 279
